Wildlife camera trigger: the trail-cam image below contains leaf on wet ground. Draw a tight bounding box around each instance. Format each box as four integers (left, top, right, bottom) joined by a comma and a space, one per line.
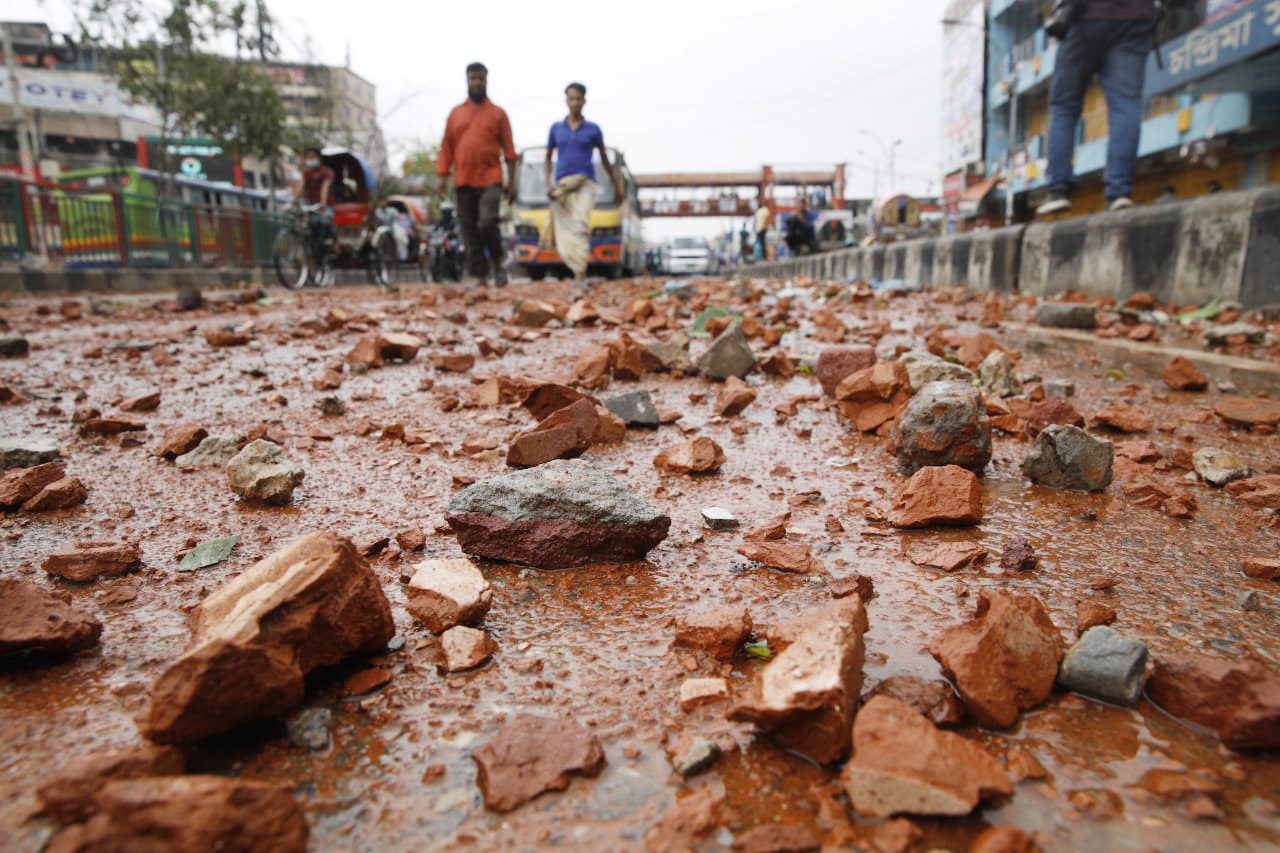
1177, 297, 1224, 323
745, 640, 772, 660
177, 535, 241, 571
690, 306, 741, 338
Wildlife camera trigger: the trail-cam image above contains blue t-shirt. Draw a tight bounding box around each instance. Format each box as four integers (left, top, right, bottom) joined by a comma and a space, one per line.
547, 119, 603, 183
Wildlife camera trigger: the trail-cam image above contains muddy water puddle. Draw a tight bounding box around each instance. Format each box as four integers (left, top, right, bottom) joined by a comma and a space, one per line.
1, 281, 1278, 851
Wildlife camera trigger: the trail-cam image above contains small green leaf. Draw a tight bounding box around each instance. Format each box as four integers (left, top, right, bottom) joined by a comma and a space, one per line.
690, 306, 741, 338
744, 640, 772, 660
797, 362, 814, 376
177, 535, 241, 571
1105, 369, 1125, 381
1177, 297, 1225, 323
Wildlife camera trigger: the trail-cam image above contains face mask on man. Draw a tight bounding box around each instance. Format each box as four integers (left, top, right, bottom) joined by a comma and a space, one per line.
305, 158, 319, 168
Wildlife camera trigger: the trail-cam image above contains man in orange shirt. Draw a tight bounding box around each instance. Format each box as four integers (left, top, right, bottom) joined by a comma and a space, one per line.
436, 62, 517, 286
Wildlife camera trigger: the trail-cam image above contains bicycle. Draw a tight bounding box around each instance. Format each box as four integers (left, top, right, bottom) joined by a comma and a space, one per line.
273, 204, 335, 290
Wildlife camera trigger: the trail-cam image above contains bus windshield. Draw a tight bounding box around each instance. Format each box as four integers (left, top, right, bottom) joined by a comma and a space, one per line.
517, 149, 618, 207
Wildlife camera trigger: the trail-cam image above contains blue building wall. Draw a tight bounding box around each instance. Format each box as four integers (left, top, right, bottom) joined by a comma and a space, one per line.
981, 0, 1279, 202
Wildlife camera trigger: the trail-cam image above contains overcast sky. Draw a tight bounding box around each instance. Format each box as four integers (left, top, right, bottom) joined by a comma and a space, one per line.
15, 0, 951, 238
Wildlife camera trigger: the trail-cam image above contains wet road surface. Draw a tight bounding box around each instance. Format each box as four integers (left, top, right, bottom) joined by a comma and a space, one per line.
1, 278, 1277, 851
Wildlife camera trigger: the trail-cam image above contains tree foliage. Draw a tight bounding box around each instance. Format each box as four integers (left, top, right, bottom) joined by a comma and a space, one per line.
395, 139, 445, 215
73, 0, 288, 165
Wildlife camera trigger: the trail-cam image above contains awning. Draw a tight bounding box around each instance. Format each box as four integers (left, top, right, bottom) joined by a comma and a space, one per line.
957, 175, 999, 217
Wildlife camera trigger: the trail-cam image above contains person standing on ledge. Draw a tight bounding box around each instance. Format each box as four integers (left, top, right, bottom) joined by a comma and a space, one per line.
541, 82, 623, 287
1037, 0, 1157, 216
437, 62, 517, 286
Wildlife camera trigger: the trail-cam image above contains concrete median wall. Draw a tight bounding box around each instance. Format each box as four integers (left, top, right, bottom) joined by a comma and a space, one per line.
0, 265, 417, 298
0, 266, 270, 297
745, 186, 1280, 308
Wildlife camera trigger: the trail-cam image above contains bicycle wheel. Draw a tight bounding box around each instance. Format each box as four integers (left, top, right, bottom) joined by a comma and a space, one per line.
272, 228, 308, 290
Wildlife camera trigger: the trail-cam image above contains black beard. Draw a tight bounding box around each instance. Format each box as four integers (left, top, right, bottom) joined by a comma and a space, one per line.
468, 89, 486, 103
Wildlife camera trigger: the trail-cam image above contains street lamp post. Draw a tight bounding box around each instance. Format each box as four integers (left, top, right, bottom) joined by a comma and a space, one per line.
857, 128, 902, 197
1004, 56, 1017, 225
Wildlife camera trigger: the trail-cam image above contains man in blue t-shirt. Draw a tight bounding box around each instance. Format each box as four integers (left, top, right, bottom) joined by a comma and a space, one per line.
540, 82, 624, 283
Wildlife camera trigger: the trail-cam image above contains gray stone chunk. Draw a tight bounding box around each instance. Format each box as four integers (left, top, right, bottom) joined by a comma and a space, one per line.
1044, 379, 1076, 398
1234, 590, 1260, 612
176, 285, 203, 311
226, 439, 304, 505
1203, 322, 1265, 345
697, 322, 755, 380
1192, 448, 1252, 488
670, 736, 720, 777
448, 459, 666, 526
895, 381, 992, 474
445, 459, 671, 569
604, 390, 659, 429
1057, 626, 1148, 706
977, 350, 1022, 398
1036, 303, 1097, 329
0, 435, 60, 470
1023, 424, 1113, 492
898, 351, 975, 392
175, 436, 241, 469
645, 333, 693, 373
285, 707, 333, 751
0, 337, 30, 358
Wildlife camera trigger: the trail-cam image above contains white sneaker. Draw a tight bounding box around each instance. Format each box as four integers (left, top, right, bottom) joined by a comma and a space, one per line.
1036, 192, 1071, 216
1107, 197, 1134, 211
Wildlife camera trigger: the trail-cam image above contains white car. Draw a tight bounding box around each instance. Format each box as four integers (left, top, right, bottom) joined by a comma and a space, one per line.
662, 237, 712, 275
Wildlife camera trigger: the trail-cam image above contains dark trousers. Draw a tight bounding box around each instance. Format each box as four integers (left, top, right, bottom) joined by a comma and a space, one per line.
1047, 18, 1153, 200
454, 184, 504, 277
305, 208, 333, 264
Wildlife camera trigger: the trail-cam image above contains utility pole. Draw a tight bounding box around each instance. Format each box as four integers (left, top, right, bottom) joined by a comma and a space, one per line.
889, 141, 901, 194
1, 24, 38, 180
1006, 63, 1017, 225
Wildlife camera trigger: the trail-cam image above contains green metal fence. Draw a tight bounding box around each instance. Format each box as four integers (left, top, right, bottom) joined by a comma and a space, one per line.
0, 177, 290, 270
0, 180, 26, 261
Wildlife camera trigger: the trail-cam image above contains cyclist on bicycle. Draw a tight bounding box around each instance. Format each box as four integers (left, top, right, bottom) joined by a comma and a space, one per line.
293, 147, 334, 273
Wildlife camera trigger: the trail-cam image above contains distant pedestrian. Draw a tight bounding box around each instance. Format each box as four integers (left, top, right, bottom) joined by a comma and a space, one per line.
1037, 0, 1157, 216
541, 82, 623, 286
437, 62, 517, 286
784, 196, 817, 255
754, 199, 771, 258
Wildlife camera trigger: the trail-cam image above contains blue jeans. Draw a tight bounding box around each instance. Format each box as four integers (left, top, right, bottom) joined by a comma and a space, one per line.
1046, 18, 1153, 200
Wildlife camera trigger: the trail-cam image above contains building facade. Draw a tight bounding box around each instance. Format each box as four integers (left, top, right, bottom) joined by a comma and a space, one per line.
941, 0, 993, 228
261, 62, 387, 176
2, 23, 388, 185
950, 0, 1280, 224
0, 21, 163, 177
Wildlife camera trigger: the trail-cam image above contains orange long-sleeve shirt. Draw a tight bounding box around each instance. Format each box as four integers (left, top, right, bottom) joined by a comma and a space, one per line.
436, 98, 516, 188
